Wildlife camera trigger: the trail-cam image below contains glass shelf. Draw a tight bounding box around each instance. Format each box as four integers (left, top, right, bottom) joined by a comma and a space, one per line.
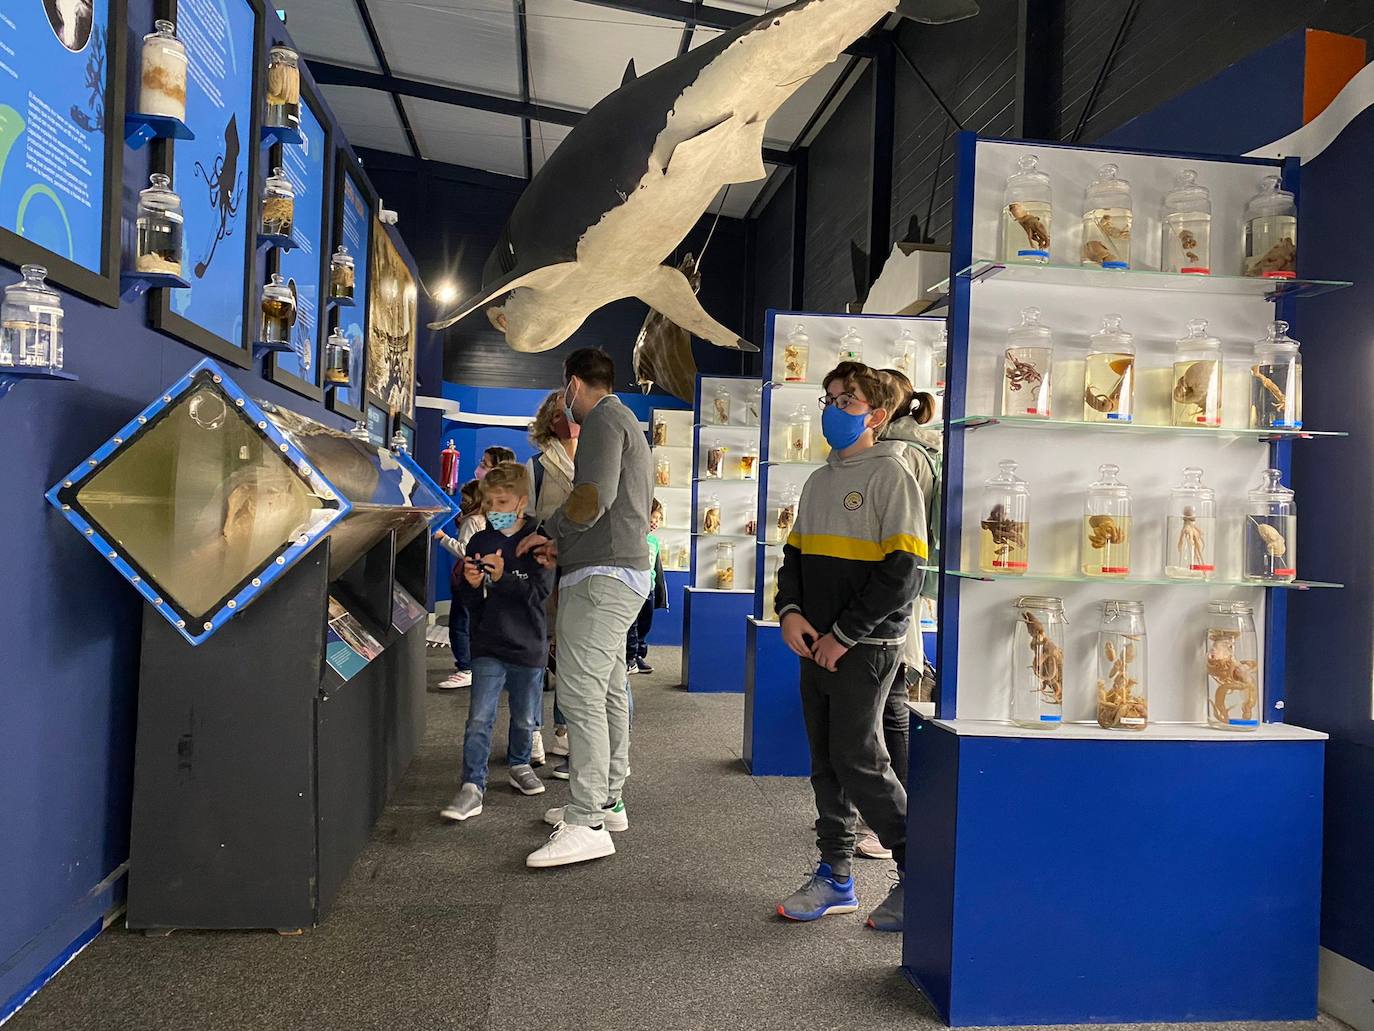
949, 414, 1346, 441
926, 566, 1343, 590
694, 422, 762, 431
766, 380, 823, 390
693, 477, 760, 485
936, 258, 1352, 299
693, 532, 756, 540
765, 460, 826, 468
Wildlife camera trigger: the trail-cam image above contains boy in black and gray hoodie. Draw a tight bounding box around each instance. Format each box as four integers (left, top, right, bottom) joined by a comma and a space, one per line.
774, 361, 926, 933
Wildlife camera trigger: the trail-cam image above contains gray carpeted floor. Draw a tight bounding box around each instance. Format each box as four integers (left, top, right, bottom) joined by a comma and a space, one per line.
8, 650, 1334, 1031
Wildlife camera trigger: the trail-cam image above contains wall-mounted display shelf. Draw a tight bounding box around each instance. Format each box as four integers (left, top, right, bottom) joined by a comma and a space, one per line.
950, 414, 1345, 440
937, 258, 1352, 299
931, 566, 1343, 590
649, 406, 694, 573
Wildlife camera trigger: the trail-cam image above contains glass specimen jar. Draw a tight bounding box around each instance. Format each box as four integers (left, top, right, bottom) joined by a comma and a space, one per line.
675, 544, 691, 570
265, 45, 301, 131
1080, 163, 1133, 268
1097, 600, 1148, 730
1243, 174, 1297, 278
134, 173, 184, 277
715, 542, 736, 589
1164, 467, 1215, 580
137, 19, 188, 120
1010, 596, 1064, 728
712, 382, 732, 425
763, 551, 782, 621
1250, 321, 1302, 429
1082, 463, 1131, 577
785, 404, 811, 462
837, 326, 863, 364
655, 456, 672, 487
260, 272, 296, 346
652, 414, 669, 446
772, 483, 800, 543
1160, 168, 1211, 274
1205, 601, 1260, 730
261, 167, 295, 238
738, 444, 758, 481
932, 324, 947, 395
1244, 468, 1296, 582
705, 439, 727, 479
1, 264, 63, 369
891, 327, 916, 380
747, 383, 763, 425
1001, 306, 1053, 418
782, 324, 810, 382
1082, 314, 1135, 423
1171, 318, 1223, 427
329, 246, 355, 302
701, 493, 722, 535
1001, 154, 1052, 264
979, 459, 1030, 574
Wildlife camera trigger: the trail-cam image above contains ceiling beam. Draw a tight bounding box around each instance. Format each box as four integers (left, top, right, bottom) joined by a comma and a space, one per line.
351, 0, 420, 158
513, 0, 534, 179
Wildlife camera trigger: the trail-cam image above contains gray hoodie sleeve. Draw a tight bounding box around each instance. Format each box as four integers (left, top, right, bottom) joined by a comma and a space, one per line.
544, 402, 621, 545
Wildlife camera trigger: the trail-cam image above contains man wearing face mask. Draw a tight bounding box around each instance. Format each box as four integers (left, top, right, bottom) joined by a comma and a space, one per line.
517, 348, 653, 868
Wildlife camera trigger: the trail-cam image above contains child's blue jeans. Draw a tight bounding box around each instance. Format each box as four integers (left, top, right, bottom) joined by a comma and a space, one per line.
462, 656, 543, 789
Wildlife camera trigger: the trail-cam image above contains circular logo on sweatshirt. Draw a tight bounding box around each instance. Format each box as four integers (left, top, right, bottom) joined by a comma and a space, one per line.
843, 491, 864, 511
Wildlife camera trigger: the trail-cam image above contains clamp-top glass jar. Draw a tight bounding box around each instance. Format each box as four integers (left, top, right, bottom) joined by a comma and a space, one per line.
1164, 467, 1215, 580
262, 167, 295, 238
1083, 314, 1135, 423
260, 273, 296, 346
1010, 596, 1064, 728
1160, 169, 1211, 274
1171, 318, 1223, 427
1001, 154, 1052, 264
138, 19, 188, 120
1244, 468, 1296, 583
782, 323, 810, 383
1250, 321, 1302, 429
1243, 174, 1296, 278
1082, 463, 1131, 577
324, 328, 352, 385
265, 45, 302, 132
1205, 601, 1260, 730
1081, 163, 1133, 268
980, 459, 1030, 574
329, 246, 355, 302
1097, 600, 1148, 731
135, 173, 185, 277
1, 265, 64, 369
1001, 306, 1053, 418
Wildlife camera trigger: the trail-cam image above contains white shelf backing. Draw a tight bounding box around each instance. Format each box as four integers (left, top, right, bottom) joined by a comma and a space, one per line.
766, 312, 946, 387
930, 718, 1327, 743
693, 534, 757, 591
649, 407, 694, 450
693, 377, 762, 592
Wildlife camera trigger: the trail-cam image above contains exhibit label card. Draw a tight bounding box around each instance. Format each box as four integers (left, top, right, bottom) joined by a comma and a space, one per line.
274, 99, 327, 383
169, 0, 257, 349
335, 167, 370, 408
0, 0, 110, 274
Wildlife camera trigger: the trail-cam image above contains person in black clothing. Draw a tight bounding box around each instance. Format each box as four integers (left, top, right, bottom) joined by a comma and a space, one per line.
626, 498, 667, 674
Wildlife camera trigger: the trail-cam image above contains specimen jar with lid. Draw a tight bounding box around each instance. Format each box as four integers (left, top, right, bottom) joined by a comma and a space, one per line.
1244, 468, 1296, 582
1082, 463, 1131, 577
265, 45, 301, 131
260, 273, 296, 346
1001, 306, 1053, 418
1250, 321, 1302, 429
979, 459, 1029, 574
1164, 467, 1215, 580
1, 264, 63, 369
712, 382, 732, 425
135, 173, 185, 277
1010, 596, 1064, 728
891, 327, 920, 382
705, 438, 727, 478
261, 167, 295, 237
1243, 174, 1296, 278
701, 493, 722, 535
771, 483, 800, 543
1097, 600, 1148, 730
1160, 169, 1211, 274
837, 326, 863, 364
785, 403, 811, 462
1205, 601, 1260, 730
715, 541, 736, 589
137, 19, 188, 120
738, 444, 758, 481
329, 246, 355, 302
1171, 318, 1223, 427
1001, 154, 1052, 264
782, 324, 810, 382
655, 455, 672, 486
747, 383, 763, 425
931, 324, 947, 395
1082, 314, 1135, 423
652, 414, 669, 446
1080, 163, 1133, 268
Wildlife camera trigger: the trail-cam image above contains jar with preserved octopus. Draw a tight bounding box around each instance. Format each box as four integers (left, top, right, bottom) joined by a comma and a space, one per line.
785, 404, 811, 462
1243, 174, 1296, 278
1082, 313, 1135, 423
979, 459, 1030, 574
1160, 168, 1211, 274
1082, 463, 1130, 577
1080, 163, 1132, 269
781, 323, 810, 383
1171, 318, 1223, 427
137, 20, 188, 121
1001, 306, 1053, 418
1096, 600, 1148, 730
1001, 154, 1052, 264
1249, 321, 1302, 430
1205, 601, 1260, 731
1010, 596, 1065, 728
1244, 468, 1296, 583
1164, 467, 1215, 580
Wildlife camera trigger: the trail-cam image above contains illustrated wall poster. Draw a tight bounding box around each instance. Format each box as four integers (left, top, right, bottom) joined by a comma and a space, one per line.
154, 0, 261, 365
269, 85, 330, 395
329, 154, 371, 416
0, 0, 124, 306
366, 220, 416, 419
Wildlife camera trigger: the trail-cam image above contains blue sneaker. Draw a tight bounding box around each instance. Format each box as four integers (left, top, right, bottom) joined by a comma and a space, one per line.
777, 863, 859, 921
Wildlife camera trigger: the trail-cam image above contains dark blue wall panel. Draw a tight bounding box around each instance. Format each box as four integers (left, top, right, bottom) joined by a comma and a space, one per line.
803, 67, 874, 312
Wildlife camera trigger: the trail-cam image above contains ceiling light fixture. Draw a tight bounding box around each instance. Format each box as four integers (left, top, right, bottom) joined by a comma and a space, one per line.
434, 280, 459, 305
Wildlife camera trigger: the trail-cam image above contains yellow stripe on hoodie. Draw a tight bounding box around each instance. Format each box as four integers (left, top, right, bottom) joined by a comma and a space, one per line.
787, 531, 928, 561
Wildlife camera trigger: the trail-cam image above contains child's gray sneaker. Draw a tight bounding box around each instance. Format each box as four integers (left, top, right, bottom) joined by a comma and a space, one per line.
508, 764, 545, 795
440, 783, 483, 822
866, 875, 904, 932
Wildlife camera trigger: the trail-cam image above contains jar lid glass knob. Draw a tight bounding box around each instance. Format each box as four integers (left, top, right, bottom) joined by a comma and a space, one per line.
1184, 317, 1209, 338
1016, 155, 1038, 173
20, 263, 48, 284
1100, 313, 1124, 332
153, 18, 177, 35
1018, 306, 1041, 326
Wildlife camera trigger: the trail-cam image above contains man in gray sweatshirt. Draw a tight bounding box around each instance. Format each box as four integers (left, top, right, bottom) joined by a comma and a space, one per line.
517, 347, 652, 869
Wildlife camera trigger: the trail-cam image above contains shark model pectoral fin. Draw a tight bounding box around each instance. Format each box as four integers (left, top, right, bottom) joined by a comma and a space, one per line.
636, 264, 758, 352
896, 0, 980, 23
426, 262, 581, 331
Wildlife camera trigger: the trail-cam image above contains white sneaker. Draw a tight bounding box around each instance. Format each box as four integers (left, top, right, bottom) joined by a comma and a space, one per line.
530, 732, 546, 767
544, 798, 628, 832
526, 822, 616, 868
440, 784, 483, 822
548, 730, 570, 757
438, 670, 472, 690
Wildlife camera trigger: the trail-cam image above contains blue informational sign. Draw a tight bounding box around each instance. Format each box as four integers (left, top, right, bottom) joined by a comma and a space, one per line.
366, 402, 387, 445
0, 0, 111, 274
273, 100, 327, 384
334, 167, 371, 408
168, 0, 257, 349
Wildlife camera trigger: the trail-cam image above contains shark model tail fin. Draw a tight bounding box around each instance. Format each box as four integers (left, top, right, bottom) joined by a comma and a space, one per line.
896, 0, 979, 23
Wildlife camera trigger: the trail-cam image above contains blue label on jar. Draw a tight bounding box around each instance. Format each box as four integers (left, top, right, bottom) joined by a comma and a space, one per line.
1102, 260, 1130, 270
1106, 413, 1132, 421
1271, 421, 1303, 429
1017, 249, 1050, 259
1228, 718, 1260, 727
1040, 714, 1062, 722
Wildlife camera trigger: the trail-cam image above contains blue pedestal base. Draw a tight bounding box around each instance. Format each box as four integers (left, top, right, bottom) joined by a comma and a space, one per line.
902, 720, 1325, 1026
742, 619, 809, 776
681, 587, 752, 692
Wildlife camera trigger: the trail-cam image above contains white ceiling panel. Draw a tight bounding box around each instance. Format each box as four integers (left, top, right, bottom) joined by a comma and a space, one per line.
764, 59, 847, 146
527, 0, 683, 111
374, 0, 521, 99
528, 121, 573, 176
283, 0, 381, 71
318, 85, 411, 154
707, 171, 773, 218
688, 25, 723, 50
403, 97, 526, 177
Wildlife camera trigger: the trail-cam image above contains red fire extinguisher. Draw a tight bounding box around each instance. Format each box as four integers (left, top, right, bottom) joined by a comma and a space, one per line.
439, 440, 460, 494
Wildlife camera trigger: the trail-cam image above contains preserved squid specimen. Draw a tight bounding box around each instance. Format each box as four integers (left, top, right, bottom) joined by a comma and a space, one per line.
1160, 168, 1211, 274
1205, 602, 1260, 730
1096, 600, 1148, 730
1243, 175, 1297, 278
1082, 314, 1135, 422
1171, 318, 1223, 427
1001, 155, 1052, 264
1080, 164, 1132, 268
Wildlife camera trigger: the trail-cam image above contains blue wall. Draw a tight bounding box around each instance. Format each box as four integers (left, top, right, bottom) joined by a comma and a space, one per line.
0, 3, 434, 1016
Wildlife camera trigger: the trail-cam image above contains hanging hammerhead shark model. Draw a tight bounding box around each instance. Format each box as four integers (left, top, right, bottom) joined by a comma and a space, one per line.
430, 0, 978, 353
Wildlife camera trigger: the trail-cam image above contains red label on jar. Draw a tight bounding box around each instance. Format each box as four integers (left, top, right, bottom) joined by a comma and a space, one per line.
1274, 567, 1297, 575
1100, 566, 1130, 574
1262, 270, 1297, 280
1190, 564, 1216, 572
993, 561, 1029, 569
1195, 416, 1221, 425
1180, 266, 1210, 275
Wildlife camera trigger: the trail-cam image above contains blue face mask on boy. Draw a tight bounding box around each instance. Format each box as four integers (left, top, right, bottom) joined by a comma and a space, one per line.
488, 510, 521, 533
821, 402, 872, 451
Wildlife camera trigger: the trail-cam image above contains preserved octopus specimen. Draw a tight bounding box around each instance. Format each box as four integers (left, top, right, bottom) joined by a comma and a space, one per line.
1176, 505, 1205, 567
1087, 514, 1126, 550
1251, 365, 1289, 422
1207, 628, 1259, 725
1084, 357, 1135, 414
776, 503, 796, 536
1172, 360, 1216, 411
706, 447, 726, 477
1008, 202, 1050, 250
1082, 215, 1130, 264
1248, 238, 1296, 277
783, 344, 807, 381
980, 504, 1026, 561
1178, 228, 1201, 266
702, 507, 722, 534
1097, 638, 1147, 729
1021, 610, 1063, 705
744, 518, 757, 537
1004, 350, 1043, 393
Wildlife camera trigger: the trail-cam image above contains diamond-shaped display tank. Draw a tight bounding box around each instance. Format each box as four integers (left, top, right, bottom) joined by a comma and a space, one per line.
46, 359, 456, 645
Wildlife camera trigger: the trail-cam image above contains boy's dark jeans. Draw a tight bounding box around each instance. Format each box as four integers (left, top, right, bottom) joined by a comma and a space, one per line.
800, 642, 907, 880
449, 603, 471, 672
625, 595, 655, 663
